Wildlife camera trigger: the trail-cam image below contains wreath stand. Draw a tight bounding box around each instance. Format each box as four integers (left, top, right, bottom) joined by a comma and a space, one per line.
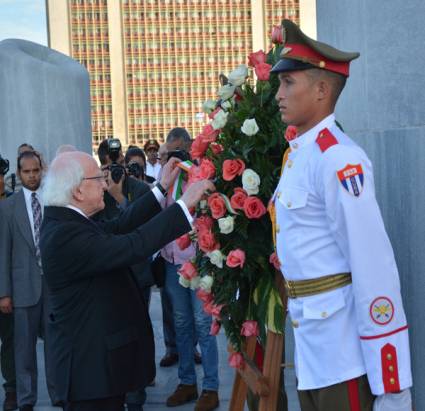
228, 274, 288, 411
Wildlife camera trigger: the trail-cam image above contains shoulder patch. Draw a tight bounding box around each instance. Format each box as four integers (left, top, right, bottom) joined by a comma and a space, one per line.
316, 128, 338, 152
337, 164, 364, 196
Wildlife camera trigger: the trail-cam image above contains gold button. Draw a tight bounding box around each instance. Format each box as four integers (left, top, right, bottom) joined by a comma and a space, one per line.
319, 133, 324, 138
276, 225, 280, 234
387, 354, 393, 361
319, 61, 326, 68
390, 378, 395, 385
287, 202, 292, 208
293, 142, 298, 149
321, 311, 328, 318
389, 365, 394, 372
291, 320, 299, 328
287, 160, 293, 168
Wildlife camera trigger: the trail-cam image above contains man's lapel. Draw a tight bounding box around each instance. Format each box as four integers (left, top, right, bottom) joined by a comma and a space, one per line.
14, 190, 36, 252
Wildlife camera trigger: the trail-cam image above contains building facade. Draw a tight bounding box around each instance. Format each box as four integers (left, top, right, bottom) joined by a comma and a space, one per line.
47, 0, 300, 149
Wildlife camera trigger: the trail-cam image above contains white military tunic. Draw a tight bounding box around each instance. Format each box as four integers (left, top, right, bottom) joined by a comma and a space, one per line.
273, 114, 412, 395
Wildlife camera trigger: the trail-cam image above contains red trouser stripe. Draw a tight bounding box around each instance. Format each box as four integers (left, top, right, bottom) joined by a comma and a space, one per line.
347, 378, 361, 411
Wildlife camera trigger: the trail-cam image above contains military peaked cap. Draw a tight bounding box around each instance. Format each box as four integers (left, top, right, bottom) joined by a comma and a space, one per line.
271, 19, 360, 77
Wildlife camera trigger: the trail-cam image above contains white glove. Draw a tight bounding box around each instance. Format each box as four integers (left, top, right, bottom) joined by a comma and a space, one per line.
373, 389, 412, 411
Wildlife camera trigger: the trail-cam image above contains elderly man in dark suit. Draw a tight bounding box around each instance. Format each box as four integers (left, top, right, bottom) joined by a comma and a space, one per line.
0, 150, 60, 411
39, 151, 213, 411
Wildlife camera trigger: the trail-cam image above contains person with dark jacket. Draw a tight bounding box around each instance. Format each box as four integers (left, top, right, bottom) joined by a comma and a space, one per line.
39, 151, 213, 411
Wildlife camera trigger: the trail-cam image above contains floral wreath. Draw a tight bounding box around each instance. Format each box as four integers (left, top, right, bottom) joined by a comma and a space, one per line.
175, 25, 295, 369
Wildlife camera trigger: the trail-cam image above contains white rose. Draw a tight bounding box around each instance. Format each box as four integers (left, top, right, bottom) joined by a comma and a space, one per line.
190, 276, 201, 290
228, 64, 248, 86
218, 215, 235, 234
221, 100, 232, 110
179, 275, 191, 288
242, 169, 261, 195
211, 109, 229, 130
199, 275, 214, 292
241, 118, 259, 136
207, 250, 225, 268
218, 84, 236, 101
202, 99, 216, 114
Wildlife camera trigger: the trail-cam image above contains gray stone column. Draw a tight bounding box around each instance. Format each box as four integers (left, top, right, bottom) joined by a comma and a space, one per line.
316, 1, 425, 407
0, 39, 92, 172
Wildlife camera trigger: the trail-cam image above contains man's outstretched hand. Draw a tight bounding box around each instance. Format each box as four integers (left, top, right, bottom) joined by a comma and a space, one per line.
180, 180, 215, 209
160, 157, 182, 191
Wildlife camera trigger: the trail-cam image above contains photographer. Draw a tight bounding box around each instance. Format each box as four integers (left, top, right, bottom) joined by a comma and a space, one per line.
125, 146, 156, 185
94, 138, 153, 411
0, 154, 17, 411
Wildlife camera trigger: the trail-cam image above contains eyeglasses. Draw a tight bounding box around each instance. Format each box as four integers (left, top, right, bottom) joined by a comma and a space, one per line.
82, 175, 106, 182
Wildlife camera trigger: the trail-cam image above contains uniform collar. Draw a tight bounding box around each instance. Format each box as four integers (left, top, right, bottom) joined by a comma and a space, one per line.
289, 113, 336, 151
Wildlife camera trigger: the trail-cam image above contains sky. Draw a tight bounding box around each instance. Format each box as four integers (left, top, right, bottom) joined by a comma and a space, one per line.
0, 0, 48, 46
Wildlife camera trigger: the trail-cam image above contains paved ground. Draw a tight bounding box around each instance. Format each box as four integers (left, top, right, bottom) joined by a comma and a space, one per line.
0, 290, 301, 410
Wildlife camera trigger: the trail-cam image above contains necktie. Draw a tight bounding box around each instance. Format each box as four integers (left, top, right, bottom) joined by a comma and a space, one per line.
31, 192, 42, 268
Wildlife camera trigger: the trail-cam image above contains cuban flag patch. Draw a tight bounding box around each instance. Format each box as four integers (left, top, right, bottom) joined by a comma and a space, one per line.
337, 164, 364, 196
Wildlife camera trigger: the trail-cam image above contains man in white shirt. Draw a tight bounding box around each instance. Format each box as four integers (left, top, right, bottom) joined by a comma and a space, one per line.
270, 19, 412, 411
0, 151, 59, 411
144, 139, 161, 181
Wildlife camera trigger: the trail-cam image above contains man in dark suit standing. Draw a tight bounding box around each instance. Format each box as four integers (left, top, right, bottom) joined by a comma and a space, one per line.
39, 151, 213, 411
0, 151, 59, 411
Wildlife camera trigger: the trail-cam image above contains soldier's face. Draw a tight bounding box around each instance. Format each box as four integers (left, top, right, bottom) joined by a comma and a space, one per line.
276, 70, 319, 134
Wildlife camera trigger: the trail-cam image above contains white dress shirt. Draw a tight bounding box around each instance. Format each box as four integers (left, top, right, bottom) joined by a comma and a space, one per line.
22, 186, 43, 245
272, 114, 412, 395
146, 162, 161, 181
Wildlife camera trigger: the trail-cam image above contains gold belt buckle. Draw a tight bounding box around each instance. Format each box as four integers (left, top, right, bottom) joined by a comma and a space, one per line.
285, 279, 297, 298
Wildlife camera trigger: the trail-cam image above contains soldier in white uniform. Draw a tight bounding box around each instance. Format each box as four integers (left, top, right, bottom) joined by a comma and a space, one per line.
271, 20, 413, 411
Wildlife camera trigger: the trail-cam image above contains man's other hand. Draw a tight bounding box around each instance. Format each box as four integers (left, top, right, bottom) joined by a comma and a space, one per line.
180, 180, 216, 209
160, 157, 182, 191
0, 297, 13, 314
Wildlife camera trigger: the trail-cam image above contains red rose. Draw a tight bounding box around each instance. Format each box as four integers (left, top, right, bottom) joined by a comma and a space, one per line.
228, 352, 245, 370
248, 50, 267, 67
243, 196, 267, 219
241, 320, 259, 337
271, 25, 283, 44
188, 165, 203, 184
196, 288, 213, 304
210, 142, 224, 155
210, 320, 221, 336
201, 124, 220, 143
255, 63, 272, 81
194, 215, 214, 232
203, 301, 223, 318
269, 251, 281, 270
230, 187, 248, 210
226, 249, 246, 268
191, 135, 209, 159
198, 229, 219, 253
199, 158, 216, 179
222, 159, 245, 181
207, 193, 227, 219
176, 233, 192, 251
284, 125, 298, 142
178, 261, 198, 281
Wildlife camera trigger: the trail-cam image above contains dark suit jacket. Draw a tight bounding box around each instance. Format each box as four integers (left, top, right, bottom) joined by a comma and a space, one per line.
40, 190, 191, 401
94, 176, 154, 288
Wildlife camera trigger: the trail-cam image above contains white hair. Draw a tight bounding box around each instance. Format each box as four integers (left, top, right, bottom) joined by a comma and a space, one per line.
42, 155, 84, 206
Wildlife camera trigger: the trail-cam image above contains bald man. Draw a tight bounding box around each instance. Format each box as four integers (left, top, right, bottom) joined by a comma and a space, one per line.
40, 152, 213, 411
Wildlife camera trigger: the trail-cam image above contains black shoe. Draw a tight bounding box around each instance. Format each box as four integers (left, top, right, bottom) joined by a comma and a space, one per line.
3, 391, 17, 411
160, 353, 179, 367
194, 351, 202, 365
18, 406, 33, 411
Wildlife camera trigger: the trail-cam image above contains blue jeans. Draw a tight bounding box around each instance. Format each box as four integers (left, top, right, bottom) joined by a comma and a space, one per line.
165, 262, 219, 391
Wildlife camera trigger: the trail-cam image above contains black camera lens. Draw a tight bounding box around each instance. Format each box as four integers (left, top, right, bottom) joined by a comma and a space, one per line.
127, 162, 143, 179
166, 150, 190, 162
110, 164, 125, 183
0, 155, 10, 176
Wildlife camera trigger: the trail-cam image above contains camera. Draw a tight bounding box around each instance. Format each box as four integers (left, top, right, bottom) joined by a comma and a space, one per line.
127, 162, 144, 179
107, 139, 126, 183
167, 150, 190, 162
0, 155, 9, 176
